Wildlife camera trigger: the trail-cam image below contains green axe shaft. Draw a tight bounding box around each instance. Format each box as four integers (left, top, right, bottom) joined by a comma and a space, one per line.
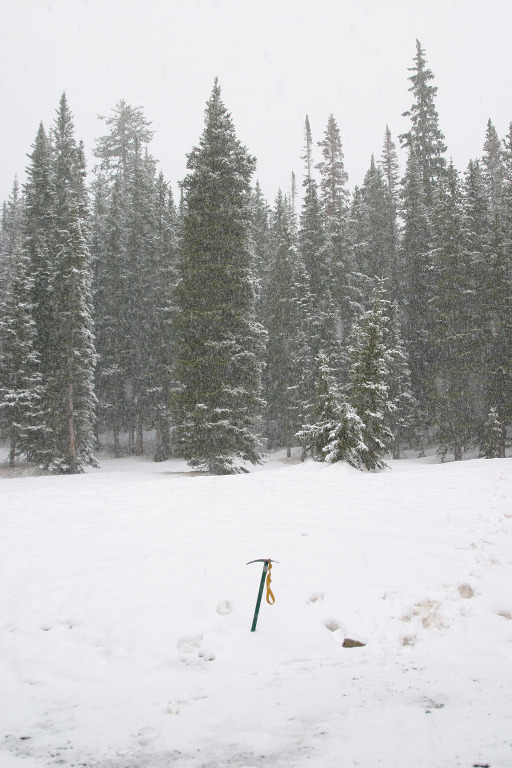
247, 558, 278, 632
250, 560, 269, 632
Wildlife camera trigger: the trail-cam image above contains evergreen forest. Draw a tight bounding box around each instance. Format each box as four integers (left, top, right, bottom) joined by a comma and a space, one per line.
1, 41, 511, 473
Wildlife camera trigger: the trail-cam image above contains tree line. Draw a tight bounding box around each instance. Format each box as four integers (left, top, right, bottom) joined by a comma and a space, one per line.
1, 41, 511, 473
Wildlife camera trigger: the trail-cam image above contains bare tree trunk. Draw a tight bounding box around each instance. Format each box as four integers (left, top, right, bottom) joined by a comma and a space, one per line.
135, 408, 143, 456
9, 433, 16, 468
68, 378, 77, 473
113, 412, 121, 458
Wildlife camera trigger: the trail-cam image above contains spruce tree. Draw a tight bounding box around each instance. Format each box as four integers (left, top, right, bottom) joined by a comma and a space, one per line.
49, 100, 97, 473
0, 179, 23, 305
481, 407, 504, 459
299, 116, 340, 374
353, 155, 395, 281
92, 176, 129, 456
385, 302, 417, 459
92, 101, 173, 459
430, 162, 475, 461
481, 207, 512, 451
171, 80, 264, 473
482, 119, 504, 215
122, 142, 158, 455
400, 40, 447, 206
379, 125, 401, 203
378, 127, 401, 302
502, 122, 512, 249
316, 114, 352, 348
250, 180, 271, 328
399, 144, 432, 429
23, 122, 55, 403
0, 234, 45, 466
348, 282, 394, 470
95, 99, 154, 179
263, 190, 311, 454
298, 350, 364, 468
148, 172, 179, 461
462, 159, 490, 426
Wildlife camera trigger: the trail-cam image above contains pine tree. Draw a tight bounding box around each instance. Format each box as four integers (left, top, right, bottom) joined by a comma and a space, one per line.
316, 114, 352, 348
297, 350, 365, 468
430, 162, 475, 461
122, 142, 158, 456
23, 122, 55, 403
482, 119, 504, 215
300, 117, 327, 303
299, 116, 340, 374
263, 190, 311, 454
348, 282, 394, 470
385, 302, 417, 458
462, 159, 490, 426
147, 172, 179, 461
481, 407, 504, 459
352, 155, 395, 281
316, 114, 349, 223
171, 80, 265, 474
92, 176, 129, 456
92, 100, 170, 458
0, 178, 24, 306
250, 180, 271, 326
378, 127, 401, 301
502, 122, 512, 249
379, 125, 401, 203
399, 144, 432, 427
481, 207, 512, 451
95, 99, 154, 179
48, 99, 97, 473
0, 234, 45, 466
400, 40, 447, 206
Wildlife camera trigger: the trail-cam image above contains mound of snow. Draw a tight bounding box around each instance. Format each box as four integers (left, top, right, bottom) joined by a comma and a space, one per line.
1, 454, 512, 767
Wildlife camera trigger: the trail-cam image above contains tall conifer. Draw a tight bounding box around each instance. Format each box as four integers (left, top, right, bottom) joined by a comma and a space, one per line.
172, 80, 264, 473
400, 40, 447, 206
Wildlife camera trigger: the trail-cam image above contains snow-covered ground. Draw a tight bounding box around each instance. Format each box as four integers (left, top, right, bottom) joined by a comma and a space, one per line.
1, 448, 512, 768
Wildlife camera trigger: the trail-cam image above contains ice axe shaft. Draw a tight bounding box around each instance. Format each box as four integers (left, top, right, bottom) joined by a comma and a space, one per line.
247, 558, 278, 632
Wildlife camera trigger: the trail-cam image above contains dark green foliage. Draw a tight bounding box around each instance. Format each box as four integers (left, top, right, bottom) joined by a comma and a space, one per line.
92, 101, 178, 459
45, 100, 97, 473
298, 350, 365, 468
378, 127, 401, 302
299, 117, 341, 376
399, 144, 433, 424
263, 191, 311, 453
348, 283, 394, 470
430, 162, 475, 461
385, 302, 417, 458
0, 179, 23, 305
482, 119, 504, 214
481, 407, 504, 459
0, 234, 45, 465
351, 155, 396, 282
400, 39, 447, 206
171, 80, 265, 473
3, 45, 512, 470
316, 114, 353, 350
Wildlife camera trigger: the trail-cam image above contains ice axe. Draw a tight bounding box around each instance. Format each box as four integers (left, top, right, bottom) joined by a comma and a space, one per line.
246, 558, 278, 632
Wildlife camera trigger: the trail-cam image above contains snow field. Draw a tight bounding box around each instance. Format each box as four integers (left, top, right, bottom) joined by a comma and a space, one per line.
1, 453, 512, 767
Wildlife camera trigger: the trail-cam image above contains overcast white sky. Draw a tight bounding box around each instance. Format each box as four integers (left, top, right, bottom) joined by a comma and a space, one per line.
2, 0, 512, 205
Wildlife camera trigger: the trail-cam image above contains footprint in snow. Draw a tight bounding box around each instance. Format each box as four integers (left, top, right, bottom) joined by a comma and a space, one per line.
177, 634, 215, 662
136, 727, 159, 747
216, 599, 233, 615
307, 592, 324, 605
176, 634, 203, 653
